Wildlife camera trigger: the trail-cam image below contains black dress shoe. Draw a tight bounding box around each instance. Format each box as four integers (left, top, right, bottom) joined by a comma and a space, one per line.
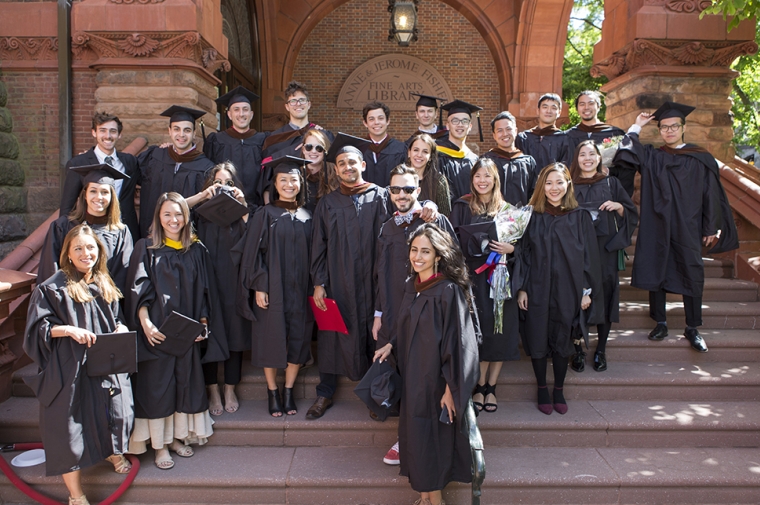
571, 351, 585, 372
684, 328, 708, 353
593, 350, 607, 372
648, 323, 669, 341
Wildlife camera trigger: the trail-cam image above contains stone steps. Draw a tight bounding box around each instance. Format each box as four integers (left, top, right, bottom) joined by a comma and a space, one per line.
2, 445, 760, 505
619, 277, 758, 302
621, 255, 735, 279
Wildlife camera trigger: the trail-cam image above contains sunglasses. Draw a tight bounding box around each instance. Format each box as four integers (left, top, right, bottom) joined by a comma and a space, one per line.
303, 144, 325, 153
389, 186, 417, 195
214, 179, 235, 187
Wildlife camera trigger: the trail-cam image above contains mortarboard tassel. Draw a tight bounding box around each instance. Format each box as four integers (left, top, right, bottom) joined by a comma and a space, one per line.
477, 112, 483, 142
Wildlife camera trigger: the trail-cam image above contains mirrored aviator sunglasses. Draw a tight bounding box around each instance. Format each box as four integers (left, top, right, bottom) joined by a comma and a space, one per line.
389, 186, 417, 195
303, 144, 325, 153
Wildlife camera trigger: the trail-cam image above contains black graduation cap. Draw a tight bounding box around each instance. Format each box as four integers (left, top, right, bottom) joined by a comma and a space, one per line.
263, 155, 310, 176
195, 191, 249, 227
86, 331, 137, 377
160, 105, 206, 125
652, 101, 695, 122
70, 163, 130, 188
455, 221, 498, 259
325, 132, 372, 164
156, 311, 206, 357
411, 92, 447, 130
216, 86, 260, 108
442, 99, 484, 142
353, 359, 401, 421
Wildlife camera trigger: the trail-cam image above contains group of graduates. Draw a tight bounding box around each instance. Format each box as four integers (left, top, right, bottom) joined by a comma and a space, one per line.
23, 79, 738, 505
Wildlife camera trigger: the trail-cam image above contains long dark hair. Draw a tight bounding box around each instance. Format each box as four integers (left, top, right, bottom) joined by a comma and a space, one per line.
469, 157, 505, 217
528, 163, 578, 214
69, 183, 124, 231
59, 224, 122, 304
568, 140, 606, 181
407, 133, 440, 202
408, 223, 473, 310
202, 161, 243, 191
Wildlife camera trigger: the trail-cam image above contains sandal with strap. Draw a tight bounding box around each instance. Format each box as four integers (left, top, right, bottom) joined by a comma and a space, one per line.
169, 440, 194, 457
69, 495, 90, 505
472, 383, 487, 412
106, 454, 131, 474
483, 383, 498, 413
154, 450, 174, 470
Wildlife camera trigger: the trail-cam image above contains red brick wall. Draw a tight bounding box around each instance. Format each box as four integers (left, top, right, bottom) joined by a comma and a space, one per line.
292, 0, 501, 155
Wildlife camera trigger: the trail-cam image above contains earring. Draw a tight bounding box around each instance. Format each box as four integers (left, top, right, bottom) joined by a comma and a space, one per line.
434, 259, 439, 276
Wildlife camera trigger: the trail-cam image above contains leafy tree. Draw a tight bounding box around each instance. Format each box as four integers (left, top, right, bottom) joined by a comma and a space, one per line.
701, 0, 760, 31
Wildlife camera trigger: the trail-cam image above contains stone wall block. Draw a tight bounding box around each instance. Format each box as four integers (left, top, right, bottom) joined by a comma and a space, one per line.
697, 95, 734, 110
0, 214, 27, 241
0, 82, 7, 108
688, 110, 714, 126
0, 132, 20, 160
0, 160, 24, 187
95, 86, 200, 103
0, 108, 13, 133
0, 187, 27, 214
26, 186, 59, 214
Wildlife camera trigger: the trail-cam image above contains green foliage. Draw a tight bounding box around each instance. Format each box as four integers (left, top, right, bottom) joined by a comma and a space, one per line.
562, 0, 608, 127
729, 21, 760, 149
701, 0, 760, 31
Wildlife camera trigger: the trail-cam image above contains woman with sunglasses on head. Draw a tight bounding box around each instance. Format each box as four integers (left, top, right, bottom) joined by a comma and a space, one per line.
25, 224, 134, 505
568, 141, 637, 372
126, 192, 227, 470
187, 163, 251, 416
450, 158, 521, 414
237, 156, 314, 417
300, 128, 338, 212
408, 133, 451, 216
516, 163, 603, 415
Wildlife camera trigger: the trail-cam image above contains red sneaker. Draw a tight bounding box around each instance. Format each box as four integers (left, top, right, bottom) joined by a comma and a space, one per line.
383, 441, 400, 465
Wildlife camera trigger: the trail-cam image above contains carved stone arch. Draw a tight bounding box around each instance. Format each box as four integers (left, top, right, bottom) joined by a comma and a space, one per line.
280, 0, 514, 108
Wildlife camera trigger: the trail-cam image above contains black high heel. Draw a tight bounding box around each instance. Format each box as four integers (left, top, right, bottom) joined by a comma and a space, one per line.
472, 383, 487, 412
483, 383, 498, 413
283, 387, 297, 415
268, 388, 283, 417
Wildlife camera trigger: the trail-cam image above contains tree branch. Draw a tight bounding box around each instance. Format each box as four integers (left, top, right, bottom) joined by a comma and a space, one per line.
570, 16, 602, 31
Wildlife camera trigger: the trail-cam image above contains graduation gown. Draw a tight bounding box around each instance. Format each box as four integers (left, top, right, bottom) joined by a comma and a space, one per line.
60, 148, 141, 240
237, 204, 314, 368
613, 133, 739, 297
24, 271, 133, 476
38, 216, 133, 293
126, 239, 228, 419
311, 185, 390, 380
436, 138, 478, 202
203, 129, 267, 212
574, 176, 638, 323
566, 123, 633, 196
374, 213, 456, 348
483, 149, 538, 207
137, 146, 214, 238
361, 138, 408, 188
419, 171, 452, 217
196, 215, 251, 353
515, 208, 604, 358
450, 200, 521, 361
515, 128, 572, 170
392, 277, 479, 493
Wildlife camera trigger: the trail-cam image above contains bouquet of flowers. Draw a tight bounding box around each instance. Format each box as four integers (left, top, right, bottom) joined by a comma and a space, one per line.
476, 203, 533, 333
600, 135, 624, 168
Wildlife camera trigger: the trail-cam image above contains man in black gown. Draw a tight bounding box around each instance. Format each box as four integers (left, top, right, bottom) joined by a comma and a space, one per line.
614, 102, 738, 353
360, 101, 408, 188
203, 86, 266, 212
405, 92, 448, 145
484, 111, 538, 206
436, 99, 482, 201
516, 93, 572, 170
60, 112, 140, 239
137, 105, 214, 237
566, 91, 631, 195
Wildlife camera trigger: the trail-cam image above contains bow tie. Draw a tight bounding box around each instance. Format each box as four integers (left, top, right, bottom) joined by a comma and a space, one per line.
394, 212, 415, 226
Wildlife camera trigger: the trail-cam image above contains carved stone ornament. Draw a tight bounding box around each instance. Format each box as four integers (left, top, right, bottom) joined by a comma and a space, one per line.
643, 0, 712, 13
591, 39, 759, 80
0, 37, 58, 61
72, 31, 230, 72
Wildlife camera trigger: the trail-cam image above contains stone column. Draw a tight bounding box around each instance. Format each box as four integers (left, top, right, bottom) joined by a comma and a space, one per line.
591, 0, 757, 162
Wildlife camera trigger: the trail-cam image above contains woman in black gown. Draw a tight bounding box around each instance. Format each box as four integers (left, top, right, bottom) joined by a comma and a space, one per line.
569, 141, 638, 372
374, 223, 479, 505
25, 224, 134, 505
450, 158, 521, 413
300, 129, 337, 213
408, 133, 451, 215
516, 163, 603, 415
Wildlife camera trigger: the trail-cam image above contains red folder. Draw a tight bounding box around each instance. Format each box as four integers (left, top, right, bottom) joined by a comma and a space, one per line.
309, 297, 349, 334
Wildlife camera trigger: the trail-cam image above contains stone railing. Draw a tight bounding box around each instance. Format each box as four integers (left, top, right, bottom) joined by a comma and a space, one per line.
721, 157, 760, 285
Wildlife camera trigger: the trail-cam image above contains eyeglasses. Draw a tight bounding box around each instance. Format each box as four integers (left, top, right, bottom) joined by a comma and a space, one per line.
213, 179, 235, 187
449, 118, 471, 126
287, 98, 309, 106
659, 124, 683, 132
389, 186, 417, 195
303, 144, 325, 153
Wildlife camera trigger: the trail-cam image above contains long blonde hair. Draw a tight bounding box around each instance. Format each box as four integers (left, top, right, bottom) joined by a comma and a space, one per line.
528, 163, 578, 214
148, 192, 196, 250
468, 158, 505, 217
59, 224, 122, 304
68, 183, 124, 231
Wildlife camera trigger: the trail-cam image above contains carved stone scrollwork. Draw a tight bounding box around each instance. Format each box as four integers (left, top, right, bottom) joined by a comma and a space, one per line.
0, 37, 58, 61
643, 0, 712, 13
202, 48, 232, 73
591, 39, 759, 80
117, 33, 160, 57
